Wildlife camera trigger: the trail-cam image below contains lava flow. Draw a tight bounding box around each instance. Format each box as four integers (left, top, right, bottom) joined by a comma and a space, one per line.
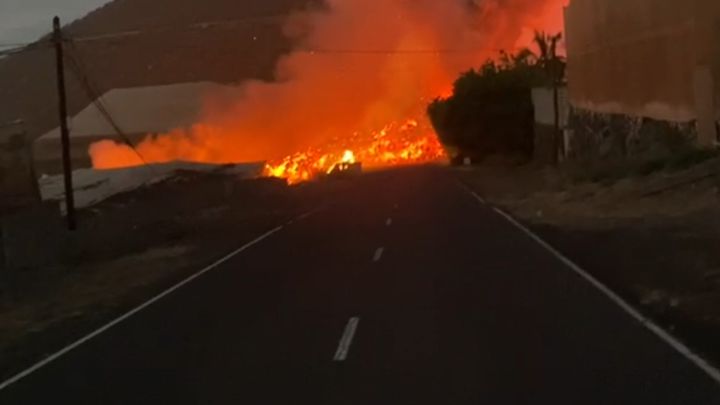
263, 119, 446, 184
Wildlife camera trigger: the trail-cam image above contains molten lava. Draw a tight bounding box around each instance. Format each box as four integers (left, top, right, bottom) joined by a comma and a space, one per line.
263, 119, 445, 184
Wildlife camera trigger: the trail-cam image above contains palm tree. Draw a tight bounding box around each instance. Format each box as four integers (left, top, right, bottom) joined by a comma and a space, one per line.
533, 31, 565, 84
498, 48, 536, 71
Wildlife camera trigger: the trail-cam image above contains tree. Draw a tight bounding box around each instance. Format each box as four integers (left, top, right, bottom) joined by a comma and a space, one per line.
532, 31, 565, 85
427, 31, 568, 165
428, 65, 536, 163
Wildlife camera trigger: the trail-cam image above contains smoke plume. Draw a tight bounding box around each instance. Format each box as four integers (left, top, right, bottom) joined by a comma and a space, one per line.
90, 0, 567, 169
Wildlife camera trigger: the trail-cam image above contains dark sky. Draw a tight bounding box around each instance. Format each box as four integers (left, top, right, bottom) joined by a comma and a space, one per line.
0, 0, 110, 46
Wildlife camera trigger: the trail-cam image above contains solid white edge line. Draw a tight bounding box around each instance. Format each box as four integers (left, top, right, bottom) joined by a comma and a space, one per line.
491, 206, 720, 385
0, 225, 286, 392
373, 247, 385, 262
456, 181, 486, 204
333, 317, 360, 361
287, 208, 325, 226
297, 210, 317, 221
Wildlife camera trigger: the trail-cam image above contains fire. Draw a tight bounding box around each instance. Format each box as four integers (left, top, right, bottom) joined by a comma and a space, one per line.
263, 119, 445, 184
339, 150, 356, 165
87, 0, 566, 183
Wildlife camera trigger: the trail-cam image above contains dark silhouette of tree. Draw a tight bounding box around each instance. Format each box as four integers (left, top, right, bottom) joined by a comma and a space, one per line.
533, 31, 565, 84
428, 31, 567, 164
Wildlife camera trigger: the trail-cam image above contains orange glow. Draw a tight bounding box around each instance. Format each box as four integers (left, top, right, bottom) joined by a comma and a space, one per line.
88, 0, 566, 182
339, 150, 356, 165
263, 119, 446, 184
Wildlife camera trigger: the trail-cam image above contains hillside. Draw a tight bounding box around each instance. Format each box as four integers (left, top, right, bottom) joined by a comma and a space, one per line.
0, 0, 316, 141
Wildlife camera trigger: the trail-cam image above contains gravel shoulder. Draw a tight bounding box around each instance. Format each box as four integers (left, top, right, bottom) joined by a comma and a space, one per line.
457, 159, 720, 366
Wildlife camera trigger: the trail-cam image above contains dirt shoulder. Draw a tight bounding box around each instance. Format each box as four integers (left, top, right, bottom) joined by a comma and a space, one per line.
457, 158, 720, 366
0, 172, 343, 381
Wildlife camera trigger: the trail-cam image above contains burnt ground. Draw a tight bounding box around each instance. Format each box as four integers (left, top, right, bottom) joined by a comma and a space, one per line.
458, 158, 720, 367
0, 171, 346, 381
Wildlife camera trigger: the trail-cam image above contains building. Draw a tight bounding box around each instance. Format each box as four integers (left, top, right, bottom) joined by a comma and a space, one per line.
0, 0, 307, 145
563, 0, 720, 159
34, 81, 241, 174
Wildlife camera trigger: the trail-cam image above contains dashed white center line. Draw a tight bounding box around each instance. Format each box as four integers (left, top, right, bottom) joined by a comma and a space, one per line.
373, 247, 385, 262
386, 218, 393, 227
333, 317, 360, 361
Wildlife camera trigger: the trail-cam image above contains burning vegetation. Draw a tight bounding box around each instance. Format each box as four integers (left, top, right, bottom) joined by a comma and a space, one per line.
88, 0, 566, 183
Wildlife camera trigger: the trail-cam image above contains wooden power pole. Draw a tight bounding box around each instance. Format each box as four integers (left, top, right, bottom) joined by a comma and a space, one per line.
52, 16, 77, 230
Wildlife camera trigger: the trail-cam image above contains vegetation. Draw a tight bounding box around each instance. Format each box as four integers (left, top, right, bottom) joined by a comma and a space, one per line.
428, 31, 566, 164
568, 148, 720, 184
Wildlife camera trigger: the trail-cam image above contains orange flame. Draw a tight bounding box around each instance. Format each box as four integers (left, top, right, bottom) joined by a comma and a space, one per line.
263, 118, 445, 184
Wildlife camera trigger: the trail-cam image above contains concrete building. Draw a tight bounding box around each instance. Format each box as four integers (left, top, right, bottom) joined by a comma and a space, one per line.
532, 86, 569, 164
563, 0, 720, 159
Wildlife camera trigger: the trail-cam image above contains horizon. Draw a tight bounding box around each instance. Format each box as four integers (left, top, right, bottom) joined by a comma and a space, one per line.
0, 0, 111, 47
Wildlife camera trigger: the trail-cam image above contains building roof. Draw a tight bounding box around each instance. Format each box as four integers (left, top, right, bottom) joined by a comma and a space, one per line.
38, 81, 240, 141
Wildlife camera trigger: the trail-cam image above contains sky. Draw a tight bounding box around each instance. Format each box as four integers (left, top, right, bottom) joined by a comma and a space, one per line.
0, 0, 110, 46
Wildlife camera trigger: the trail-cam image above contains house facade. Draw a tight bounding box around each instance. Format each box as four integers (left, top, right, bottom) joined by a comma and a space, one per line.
564, 0, 720, 159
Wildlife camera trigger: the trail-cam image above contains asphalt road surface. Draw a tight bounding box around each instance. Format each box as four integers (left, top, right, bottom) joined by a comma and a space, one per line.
2, 167, 720, 404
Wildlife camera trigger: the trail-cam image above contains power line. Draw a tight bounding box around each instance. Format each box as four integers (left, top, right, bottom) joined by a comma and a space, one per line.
64, 41, 499, 56
304, 48, 500, 55
0, 45, 32, 57
0, 42, 32, 48
0, 40, 53, 57
69, 15, 289, 43
64, 42, 156, 172
64, 16, 501, 54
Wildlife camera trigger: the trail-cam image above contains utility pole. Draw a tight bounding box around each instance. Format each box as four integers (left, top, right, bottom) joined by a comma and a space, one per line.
53, 16, 76, 230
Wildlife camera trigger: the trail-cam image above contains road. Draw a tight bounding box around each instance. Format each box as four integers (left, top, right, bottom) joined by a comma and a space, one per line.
1, 167, 719, 404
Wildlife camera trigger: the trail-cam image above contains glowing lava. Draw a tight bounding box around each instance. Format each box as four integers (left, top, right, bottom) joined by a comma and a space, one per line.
263, 118, 446, 184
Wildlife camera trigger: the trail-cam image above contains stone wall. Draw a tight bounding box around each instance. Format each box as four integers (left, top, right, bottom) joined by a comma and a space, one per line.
567, 108, 697, 161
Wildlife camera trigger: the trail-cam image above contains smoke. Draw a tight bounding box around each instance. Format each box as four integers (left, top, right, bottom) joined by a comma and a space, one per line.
90, 0, 567, 168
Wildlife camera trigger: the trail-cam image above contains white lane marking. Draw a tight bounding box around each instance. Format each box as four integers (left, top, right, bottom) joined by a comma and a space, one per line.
492, 207, 720, 385
456, 181, 486, 204
333, 317, 360, 361
386, 218, 393, 227
287, 208, 325, 226
0, 225, 286, 392
297, 209, 320, 221
373, 247, 385, 262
